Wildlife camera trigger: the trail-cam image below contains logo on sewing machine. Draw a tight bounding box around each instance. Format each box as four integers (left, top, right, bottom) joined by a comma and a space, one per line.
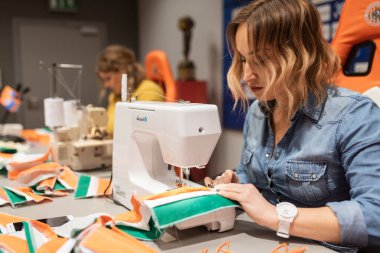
365, 2, 380, 26
136, 115, 148, 122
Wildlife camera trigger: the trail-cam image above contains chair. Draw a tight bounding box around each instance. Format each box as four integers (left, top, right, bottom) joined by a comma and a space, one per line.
144, 50, 179, 102
331, 0, 380, 93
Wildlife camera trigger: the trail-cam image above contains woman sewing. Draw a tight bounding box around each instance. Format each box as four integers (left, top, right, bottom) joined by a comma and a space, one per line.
96, 45, 164, 135
205, 0, 380, 251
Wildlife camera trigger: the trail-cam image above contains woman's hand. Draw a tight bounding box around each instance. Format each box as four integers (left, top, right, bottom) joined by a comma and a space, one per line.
215, 183, 277, 229
204, 169, 239, 186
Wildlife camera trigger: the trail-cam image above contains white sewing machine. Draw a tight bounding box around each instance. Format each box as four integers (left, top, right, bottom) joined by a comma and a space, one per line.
112, 101, 236, 232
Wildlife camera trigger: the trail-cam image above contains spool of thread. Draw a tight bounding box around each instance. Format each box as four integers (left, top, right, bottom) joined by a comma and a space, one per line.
122, 73, 128, 102
44, 97, 64, 128
63, 100, 78, 126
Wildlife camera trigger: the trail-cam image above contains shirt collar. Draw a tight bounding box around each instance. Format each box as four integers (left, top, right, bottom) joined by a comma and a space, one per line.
258, 100, 276, 115
298, 89, 329, 122
258, 89, 330, 122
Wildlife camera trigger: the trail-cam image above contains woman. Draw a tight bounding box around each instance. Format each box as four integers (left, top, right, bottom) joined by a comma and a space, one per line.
96, 45, 164, 135
205, 0, 380, 251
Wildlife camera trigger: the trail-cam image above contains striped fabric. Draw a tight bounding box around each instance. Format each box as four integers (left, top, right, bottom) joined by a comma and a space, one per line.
0, 186, 51, 208
112, 187, 239, 241
74, 174, 112, 199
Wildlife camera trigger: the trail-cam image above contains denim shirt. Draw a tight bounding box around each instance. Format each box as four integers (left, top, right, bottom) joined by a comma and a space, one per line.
236, 86, 380, 248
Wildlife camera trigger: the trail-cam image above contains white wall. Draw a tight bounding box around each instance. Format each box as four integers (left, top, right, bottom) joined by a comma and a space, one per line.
138, 0, 243, 176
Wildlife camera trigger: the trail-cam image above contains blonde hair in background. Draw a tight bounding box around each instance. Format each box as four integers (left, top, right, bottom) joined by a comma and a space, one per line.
226, 0, 341, 119
95, 45, 146, 91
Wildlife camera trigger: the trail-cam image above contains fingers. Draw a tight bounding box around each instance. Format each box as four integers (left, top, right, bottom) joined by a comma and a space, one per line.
214, 184, 259, 204
204, 177, 213, 187
215, 183, 247, 193
224, 169, 239, 183
203, 170, 239, 187
215, 175, 229, 184
215, 187, 242, 202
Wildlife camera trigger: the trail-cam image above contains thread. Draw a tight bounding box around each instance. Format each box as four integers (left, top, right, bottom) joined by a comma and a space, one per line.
44, 97, 64, 128
63, 100, 78, 126
121, 74, 127, 102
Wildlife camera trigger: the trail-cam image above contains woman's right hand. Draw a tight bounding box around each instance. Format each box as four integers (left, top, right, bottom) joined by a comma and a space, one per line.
204, 169, 239, 187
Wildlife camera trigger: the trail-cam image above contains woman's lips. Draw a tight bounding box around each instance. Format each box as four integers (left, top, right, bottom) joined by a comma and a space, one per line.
250, 86, 263, 92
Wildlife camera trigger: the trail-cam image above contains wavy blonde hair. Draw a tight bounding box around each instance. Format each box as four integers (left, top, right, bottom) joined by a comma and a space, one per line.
227, 0, 340, 118
95, 44, 146, 90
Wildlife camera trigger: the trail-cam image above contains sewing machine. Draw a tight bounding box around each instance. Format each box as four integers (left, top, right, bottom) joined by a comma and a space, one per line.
51, 105, 112, 171
112, 101, 236, 232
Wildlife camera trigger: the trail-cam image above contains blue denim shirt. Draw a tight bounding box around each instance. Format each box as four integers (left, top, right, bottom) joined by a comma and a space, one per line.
236, 86, 380, 248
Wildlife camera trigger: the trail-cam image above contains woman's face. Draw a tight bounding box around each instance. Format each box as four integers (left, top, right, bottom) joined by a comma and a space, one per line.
98, 70, 122, 95
235, 23, 275, 101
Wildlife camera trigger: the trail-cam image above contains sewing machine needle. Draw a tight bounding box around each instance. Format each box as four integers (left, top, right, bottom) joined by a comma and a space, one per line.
179, 168, 184, 187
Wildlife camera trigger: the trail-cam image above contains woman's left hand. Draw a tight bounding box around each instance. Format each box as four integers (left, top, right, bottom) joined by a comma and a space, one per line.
215, 183, 277, 228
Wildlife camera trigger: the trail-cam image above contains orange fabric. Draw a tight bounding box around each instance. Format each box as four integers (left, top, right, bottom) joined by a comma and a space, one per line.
36, 238, 68, 253
0, 213, 29, 226
271, 243, 307, 253
96, 178, 112, 195
37, 177, 58, 190
15, 162, 62, 182
0, 188, 9, 202
201, 241, 233, 253
36, 176, 70, 196
331, 0, 380, 92
8, 150, 50, 179
141, 186, 210, 201
49, 190, 69, 197
0, 235, 29, 253
0, 214, 56, 241
114, 187, 210, 224
21, 130, 51, 147
145, 50, 179, 102
114, 194, 143, 223
79, 225, 157, 253
30, 220, 58, 240
0, 153, 13, 159
58, 166, 78, 189
17, 187, 52, 203
96, 215, 114, 226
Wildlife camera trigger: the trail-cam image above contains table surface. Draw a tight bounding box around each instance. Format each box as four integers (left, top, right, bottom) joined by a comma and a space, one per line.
0, 168, 335, 253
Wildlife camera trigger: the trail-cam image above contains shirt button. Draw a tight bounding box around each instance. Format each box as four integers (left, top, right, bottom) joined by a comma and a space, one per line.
265, 153, 270, 158
312, 173, 317, 179
294, 172, 299, 178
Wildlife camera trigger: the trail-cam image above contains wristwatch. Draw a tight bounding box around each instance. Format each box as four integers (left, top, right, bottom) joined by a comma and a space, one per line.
276, 202, 298, 238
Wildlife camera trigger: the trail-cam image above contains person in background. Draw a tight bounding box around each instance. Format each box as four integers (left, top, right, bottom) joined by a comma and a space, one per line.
96, 45, 164, 135
205, 0, 380, 251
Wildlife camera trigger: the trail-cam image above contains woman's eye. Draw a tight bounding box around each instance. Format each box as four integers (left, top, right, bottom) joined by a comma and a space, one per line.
252, 56, 266, 66
239, 56, 246, 63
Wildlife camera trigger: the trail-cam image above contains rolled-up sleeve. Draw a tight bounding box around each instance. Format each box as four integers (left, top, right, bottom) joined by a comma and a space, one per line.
334, 97, 380, 246
326, 200, 367, 246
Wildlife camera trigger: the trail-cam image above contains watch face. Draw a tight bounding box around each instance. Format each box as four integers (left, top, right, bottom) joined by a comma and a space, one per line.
277, 202, 297, 218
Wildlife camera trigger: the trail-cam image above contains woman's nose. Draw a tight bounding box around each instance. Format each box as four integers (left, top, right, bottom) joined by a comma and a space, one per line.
242, 63, 255, 81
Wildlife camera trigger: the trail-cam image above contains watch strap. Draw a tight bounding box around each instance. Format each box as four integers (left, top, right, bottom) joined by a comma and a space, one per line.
277, 219, 291, 238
